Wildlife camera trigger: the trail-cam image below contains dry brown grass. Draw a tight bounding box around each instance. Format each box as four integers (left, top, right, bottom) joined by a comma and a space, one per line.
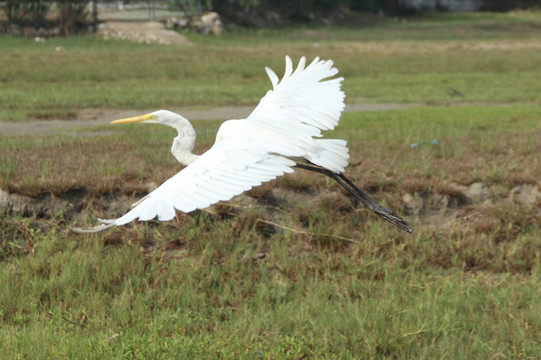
1, 105, 540, 280
2, 135, 179, 197
342, 39, 541, 55
2, 115, 540, 228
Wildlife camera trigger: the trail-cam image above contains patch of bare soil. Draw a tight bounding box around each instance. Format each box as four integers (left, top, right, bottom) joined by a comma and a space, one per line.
1, 179, 539, 234
98, 21, 192, 46
401, 182, 541, 231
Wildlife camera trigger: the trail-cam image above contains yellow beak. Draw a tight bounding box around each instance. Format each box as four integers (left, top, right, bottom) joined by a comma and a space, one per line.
110, 113, 156, 124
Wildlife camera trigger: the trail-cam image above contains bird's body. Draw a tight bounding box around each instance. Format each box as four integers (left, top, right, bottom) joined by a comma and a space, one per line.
72, 56, 411, 233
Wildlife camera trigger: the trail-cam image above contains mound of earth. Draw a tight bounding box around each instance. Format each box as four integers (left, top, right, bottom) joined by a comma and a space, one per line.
98, 21, 192, 46
1, 180, 540, 234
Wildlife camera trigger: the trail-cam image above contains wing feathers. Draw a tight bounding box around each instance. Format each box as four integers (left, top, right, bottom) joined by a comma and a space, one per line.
93, 138, 299, 228
250, 56, 345, 141
265, 67, 279, 89
293, 56, 306, 75
284, 55, 293, 80
305, 139, 350, 173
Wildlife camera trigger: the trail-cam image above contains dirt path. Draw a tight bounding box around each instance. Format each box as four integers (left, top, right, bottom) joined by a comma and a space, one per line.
0, 103, 421, 137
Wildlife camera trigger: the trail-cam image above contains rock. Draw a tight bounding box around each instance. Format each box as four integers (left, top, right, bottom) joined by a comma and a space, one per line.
0, 189, 12, 214
465, 182, 490, 203
402, 192, 424, 216
447, 182, 468, 194
98, 21, 192, 46
192, 12, 223, 35
165, 17, 176, 29
509, 184, 540, 205
165, 16, 189, 30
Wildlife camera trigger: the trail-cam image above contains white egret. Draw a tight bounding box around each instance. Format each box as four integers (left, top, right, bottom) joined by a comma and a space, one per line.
72, 56, 411, 233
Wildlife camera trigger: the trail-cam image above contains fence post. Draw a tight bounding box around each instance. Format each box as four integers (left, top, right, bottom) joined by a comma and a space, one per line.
92, 0, 98, 32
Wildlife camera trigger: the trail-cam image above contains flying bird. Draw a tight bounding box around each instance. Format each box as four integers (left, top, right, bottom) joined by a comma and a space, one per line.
72, 56, 411, 233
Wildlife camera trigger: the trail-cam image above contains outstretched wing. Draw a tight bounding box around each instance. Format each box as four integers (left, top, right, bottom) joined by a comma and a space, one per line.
248, 55, 345, 141
71, 135, 299, 233
70, 56, 346, 233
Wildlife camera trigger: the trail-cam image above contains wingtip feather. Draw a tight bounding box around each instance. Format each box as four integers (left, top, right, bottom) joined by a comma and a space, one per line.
265, 66, 279, 89
284, 55, 293, 79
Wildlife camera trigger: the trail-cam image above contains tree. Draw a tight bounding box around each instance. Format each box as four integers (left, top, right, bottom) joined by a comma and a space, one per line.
59, 0, 90, 35
3, 0, 49, 27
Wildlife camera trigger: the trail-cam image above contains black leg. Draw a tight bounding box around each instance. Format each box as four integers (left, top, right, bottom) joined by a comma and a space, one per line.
295, 163, 412, 233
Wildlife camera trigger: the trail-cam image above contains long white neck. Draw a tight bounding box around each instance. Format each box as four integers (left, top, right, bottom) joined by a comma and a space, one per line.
169, 119, 200, 166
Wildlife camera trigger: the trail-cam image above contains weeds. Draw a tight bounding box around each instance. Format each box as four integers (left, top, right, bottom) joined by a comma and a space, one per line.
0, 154, 18, 190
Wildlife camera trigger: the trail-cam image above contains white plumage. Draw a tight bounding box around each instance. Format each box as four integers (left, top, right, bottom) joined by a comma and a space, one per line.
72, 56, 351, 233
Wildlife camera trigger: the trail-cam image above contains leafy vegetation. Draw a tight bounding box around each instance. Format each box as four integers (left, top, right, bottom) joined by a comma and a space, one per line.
1, 12, 540, 359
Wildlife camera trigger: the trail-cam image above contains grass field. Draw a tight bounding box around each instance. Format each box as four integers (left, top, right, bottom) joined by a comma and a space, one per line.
2, 11, 541, 121
1, 11, 541, 359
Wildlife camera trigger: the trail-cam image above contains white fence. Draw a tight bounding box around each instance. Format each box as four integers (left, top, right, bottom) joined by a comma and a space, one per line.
403, 0, 483, 12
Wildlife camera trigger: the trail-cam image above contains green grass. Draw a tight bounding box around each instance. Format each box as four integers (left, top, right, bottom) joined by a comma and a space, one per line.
1, 104, 540, 358
189, 11, 541, 43
1, 203, 540, 358
1, 11, 541, 359
3, 104, 540, 197
1, 10, 541, 121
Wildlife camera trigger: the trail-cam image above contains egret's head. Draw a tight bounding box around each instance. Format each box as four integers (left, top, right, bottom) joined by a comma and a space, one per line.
110, 110, 185, 127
